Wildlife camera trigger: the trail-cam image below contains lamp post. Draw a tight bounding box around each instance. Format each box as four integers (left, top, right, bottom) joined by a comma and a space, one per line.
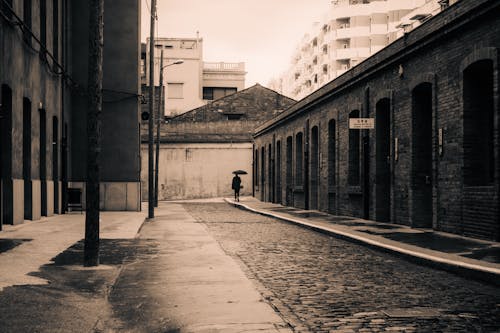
155, 51, 183, 207
148, 0, 156, 219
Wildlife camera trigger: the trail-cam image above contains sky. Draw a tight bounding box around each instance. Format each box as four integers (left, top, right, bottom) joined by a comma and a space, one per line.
140, 0, 330, 88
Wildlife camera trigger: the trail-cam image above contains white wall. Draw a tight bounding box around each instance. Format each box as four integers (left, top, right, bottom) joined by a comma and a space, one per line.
141, 142, 253, 200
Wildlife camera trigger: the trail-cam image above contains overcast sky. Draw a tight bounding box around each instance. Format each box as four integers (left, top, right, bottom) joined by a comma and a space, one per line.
140, 0, 330, 88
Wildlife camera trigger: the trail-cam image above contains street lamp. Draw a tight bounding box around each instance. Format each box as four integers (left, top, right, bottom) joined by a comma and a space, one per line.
154, 50, 183, 207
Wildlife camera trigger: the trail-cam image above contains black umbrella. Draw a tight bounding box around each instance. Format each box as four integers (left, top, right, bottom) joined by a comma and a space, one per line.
232, 170, 248, 175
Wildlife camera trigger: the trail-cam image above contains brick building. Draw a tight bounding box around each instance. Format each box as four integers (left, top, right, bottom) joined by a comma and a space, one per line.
141, 84, 295, 200
0, 1, 141, 228
254, 0, 500, 241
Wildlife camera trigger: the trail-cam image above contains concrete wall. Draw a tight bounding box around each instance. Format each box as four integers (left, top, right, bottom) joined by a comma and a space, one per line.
70, 0, 141, 211
254, 0, 500, 241
141, 143, 253, 200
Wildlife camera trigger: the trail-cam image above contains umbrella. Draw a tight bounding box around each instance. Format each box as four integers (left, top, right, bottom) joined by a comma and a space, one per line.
232, 170, 248, 175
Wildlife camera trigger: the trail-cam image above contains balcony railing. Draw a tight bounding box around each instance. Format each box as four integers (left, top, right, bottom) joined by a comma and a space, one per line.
203, 62, 245, 72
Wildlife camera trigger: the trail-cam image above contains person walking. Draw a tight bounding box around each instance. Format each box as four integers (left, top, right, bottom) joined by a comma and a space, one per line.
232, 174, 242, 202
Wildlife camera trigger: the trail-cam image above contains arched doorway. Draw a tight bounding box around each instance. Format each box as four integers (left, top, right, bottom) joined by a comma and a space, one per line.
1, 85, 13, 226
411, 83, 433, 228
23, 98, 33, 219
310, 126, 319, 210
375, 99, 391, 222
286, 136, 293, 206
276, 140, 282, 204
328, 119, 336, 213
463, 59, 497, 240
40, 108, 47, 216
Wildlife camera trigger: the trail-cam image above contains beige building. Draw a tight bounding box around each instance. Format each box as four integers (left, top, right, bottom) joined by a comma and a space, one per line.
270, 0, 438, 100
145, 37, 246, 116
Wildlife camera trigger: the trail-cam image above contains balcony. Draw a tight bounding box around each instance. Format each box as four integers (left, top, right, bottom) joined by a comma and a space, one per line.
335, 47, 370, 60
370, 24, 388, 35
336, 27, 351, 39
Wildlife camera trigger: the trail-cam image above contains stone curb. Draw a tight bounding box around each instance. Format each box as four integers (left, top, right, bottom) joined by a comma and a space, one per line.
225, 199, 500, 287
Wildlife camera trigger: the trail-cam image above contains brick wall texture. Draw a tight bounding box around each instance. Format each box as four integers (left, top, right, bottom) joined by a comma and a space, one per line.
254, 0, 500, 241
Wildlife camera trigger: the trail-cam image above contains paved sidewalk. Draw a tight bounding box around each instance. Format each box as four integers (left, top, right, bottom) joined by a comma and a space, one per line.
106, 202, 292, 332
227, 196, 500, 286
0, 211, 146, 292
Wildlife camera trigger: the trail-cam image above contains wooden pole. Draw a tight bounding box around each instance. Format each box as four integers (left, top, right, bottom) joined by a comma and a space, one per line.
84, 0, 104, 266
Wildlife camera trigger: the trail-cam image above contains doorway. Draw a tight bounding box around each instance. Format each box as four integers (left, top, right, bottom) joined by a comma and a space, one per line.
375, 99, 391, 222
411, 83, 433, 228
286, 136, 293, 206
52, 116, 59, 213
40, 109, 47, 216
23, 98, 32, 219
310, 126, 319, 210
276, 140, 282, 204
1, 85, 13, 226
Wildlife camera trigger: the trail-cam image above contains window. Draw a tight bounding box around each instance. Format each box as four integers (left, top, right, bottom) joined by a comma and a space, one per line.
24, 0, 32, 44
167, 83, 183, 99
463, 60, 494, 185
53, 0, 58, 61
2, 0, 13, 19
202, 87, 213, 100
348, 110, 360, 186
323, 64, 328, 75
295, 132, 303, 186
40, 0, 46, 47
202, 87, 237, 100
255, 149, 259, 187
328, 119, 336, 187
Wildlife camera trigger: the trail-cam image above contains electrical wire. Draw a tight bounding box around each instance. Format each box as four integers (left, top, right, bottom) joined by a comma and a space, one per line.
1, 0, 141, 103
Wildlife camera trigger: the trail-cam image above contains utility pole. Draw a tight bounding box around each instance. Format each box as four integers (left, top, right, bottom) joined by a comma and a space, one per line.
148, 0, 157, 219
155, 48, 163, 207
84, 0, 104, 266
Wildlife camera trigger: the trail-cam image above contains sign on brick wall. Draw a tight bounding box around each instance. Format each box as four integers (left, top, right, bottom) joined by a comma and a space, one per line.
349, 118, 374, 129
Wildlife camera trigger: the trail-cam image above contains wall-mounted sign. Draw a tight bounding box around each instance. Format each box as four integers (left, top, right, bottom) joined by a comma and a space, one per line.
349, 118, 374, 129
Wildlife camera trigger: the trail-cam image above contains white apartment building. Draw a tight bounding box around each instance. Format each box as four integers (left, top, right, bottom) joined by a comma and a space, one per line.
145, 37, 246, 116
271, 0, 437, 100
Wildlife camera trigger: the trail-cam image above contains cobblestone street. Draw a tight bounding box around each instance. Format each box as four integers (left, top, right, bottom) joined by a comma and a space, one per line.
183, 202, 500, 333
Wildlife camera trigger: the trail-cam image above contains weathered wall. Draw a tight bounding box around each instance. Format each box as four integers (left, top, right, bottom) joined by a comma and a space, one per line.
141, 143, 253, 200
1, 0, 63, 224
254, 0, 500, 241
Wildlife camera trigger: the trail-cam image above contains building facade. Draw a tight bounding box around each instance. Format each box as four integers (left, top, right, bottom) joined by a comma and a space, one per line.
141, 84, 295, 200
254, 0, 500, 241
271, 0, 438, 100
144, 37, 246, 116
0, 0, 141, 228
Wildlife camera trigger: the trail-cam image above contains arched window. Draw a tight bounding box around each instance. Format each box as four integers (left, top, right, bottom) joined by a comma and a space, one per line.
295, 132, 304, 186
328, 119, 336, 187
348, 110, 360, 186
463, 60, 494, 185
